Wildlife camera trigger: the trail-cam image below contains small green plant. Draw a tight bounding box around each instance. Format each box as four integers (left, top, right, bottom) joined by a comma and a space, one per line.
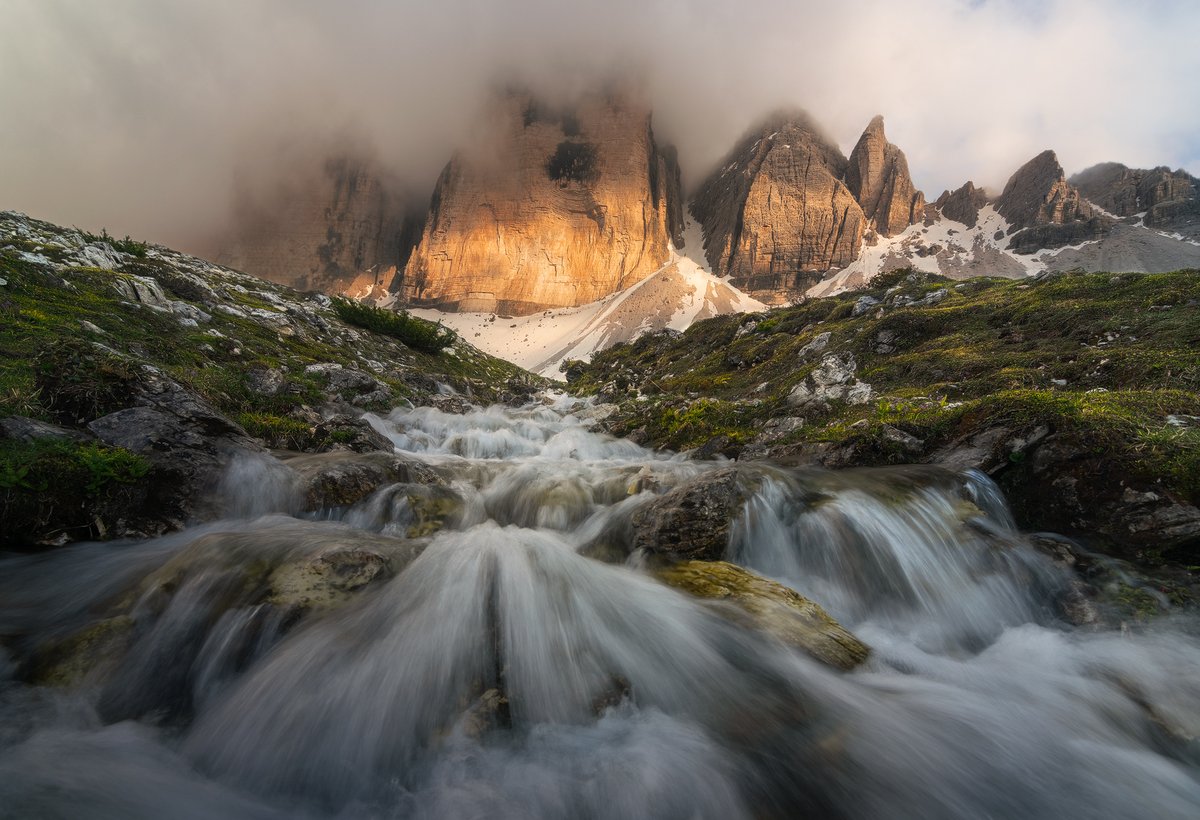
79, 227, 148, 258
34, 339, 141, 423
331, 298, 455, 354
0, 439, 149, 494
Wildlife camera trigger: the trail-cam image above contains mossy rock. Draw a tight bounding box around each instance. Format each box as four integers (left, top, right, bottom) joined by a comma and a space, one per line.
267, 546, 393, 614
27, 614, 134, 687
655, 560, 869, 671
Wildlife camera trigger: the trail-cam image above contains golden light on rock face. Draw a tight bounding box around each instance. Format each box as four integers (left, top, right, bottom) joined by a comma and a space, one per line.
399, 89, 683, 316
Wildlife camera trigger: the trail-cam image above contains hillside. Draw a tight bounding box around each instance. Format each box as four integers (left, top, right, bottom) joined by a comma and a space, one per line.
0, 211, 540, 548
568, 267, 1200, 563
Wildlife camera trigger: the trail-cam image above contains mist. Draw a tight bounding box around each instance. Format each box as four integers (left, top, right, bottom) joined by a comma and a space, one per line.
2, 0, 1198, 252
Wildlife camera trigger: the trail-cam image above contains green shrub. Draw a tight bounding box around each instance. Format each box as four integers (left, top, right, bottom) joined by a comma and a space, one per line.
331, 298, 455, 354
80, 227, 148, 258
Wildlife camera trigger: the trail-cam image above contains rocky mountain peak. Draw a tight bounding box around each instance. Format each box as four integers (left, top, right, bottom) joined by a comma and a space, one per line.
397, 87, 682, 315
690, 110, 864, 304
995, 149, 1087, 229
845, 115, 925, 236
994, 149, 1108, 253
934, 181, 989, 228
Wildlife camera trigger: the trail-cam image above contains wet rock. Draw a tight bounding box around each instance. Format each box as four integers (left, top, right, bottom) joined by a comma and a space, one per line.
268, 546, 393, 614
631, 468, 752, 561
654, 560, 869, 671
26, 615, 135, 687
311, 415, 394, 453
286, 450, 441, 510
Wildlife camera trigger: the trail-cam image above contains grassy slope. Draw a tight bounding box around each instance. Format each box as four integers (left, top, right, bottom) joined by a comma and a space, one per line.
1, 219, 542, 545
0, 243, 538, 429
570, 268, 1200, 558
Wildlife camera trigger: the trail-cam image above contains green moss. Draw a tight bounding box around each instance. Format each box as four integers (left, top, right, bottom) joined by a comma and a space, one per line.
655, 560, 868, 670
237, 412, 315, 450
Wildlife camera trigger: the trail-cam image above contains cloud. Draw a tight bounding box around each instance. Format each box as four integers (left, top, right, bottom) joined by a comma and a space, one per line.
2, 0, 1197, 250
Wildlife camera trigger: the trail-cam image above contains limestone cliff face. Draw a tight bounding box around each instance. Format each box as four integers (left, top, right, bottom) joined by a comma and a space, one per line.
216, 157, 421, 294
691, 111, 865, 304
1071, 162, 1199, 228
934, 181, 989, 228
995, 150, 1093, 230
845, 116, 925, 237
995, 150, 1108, 252
397, 90, 683, 315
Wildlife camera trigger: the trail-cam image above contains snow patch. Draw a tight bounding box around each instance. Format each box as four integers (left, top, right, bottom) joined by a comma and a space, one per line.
411, 223, 763, 381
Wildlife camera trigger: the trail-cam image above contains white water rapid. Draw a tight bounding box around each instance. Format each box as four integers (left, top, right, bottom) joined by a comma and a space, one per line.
1, 395, 1198, 819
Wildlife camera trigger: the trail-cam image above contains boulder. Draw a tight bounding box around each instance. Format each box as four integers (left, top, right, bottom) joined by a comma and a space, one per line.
654, 560, 869, 671
285, 450, 441, 510
630, 467, 752, 561
787, 352, 874, 410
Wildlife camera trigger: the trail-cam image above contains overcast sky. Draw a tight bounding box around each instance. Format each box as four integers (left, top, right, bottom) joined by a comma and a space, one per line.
2, 0, 1197, 250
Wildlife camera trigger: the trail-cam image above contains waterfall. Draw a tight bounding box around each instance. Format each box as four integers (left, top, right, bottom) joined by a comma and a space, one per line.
2, 396, 1198, 819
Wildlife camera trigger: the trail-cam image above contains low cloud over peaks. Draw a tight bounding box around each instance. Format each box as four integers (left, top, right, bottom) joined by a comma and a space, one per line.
2, 0, 1197, 249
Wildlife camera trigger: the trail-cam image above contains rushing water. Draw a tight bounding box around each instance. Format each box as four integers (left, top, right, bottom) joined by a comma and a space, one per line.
2, 395, 1199, 819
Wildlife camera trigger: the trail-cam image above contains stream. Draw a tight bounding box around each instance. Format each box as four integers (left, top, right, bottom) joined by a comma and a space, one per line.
1, 394, 1199, 819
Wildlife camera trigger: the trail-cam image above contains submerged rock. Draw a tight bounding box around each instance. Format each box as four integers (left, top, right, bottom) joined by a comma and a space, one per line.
655, 560, 869, 671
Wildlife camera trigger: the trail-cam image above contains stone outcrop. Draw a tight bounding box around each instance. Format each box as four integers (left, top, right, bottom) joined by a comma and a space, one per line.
691, 110, 866, 304
396, 88, 683, 316
934, 181, 989, 228
994, 150, 1108, 251
654, 560, 869, 670
1071, 162, 1199, 229
845, 116, 925, 236
215, 155, 424, 295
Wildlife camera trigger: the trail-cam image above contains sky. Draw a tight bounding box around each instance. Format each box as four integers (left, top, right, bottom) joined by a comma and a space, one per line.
2, 0, 1198, 251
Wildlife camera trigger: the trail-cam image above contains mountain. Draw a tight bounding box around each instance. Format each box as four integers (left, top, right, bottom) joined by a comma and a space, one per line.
396, 87, 684, 316
690, 110, 866, 304
214, 155, 424, 295
202, 98, 1200, 366
992, 149, 1109, 253
1071, 162, 1200, 237
845, 115, 925, 237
